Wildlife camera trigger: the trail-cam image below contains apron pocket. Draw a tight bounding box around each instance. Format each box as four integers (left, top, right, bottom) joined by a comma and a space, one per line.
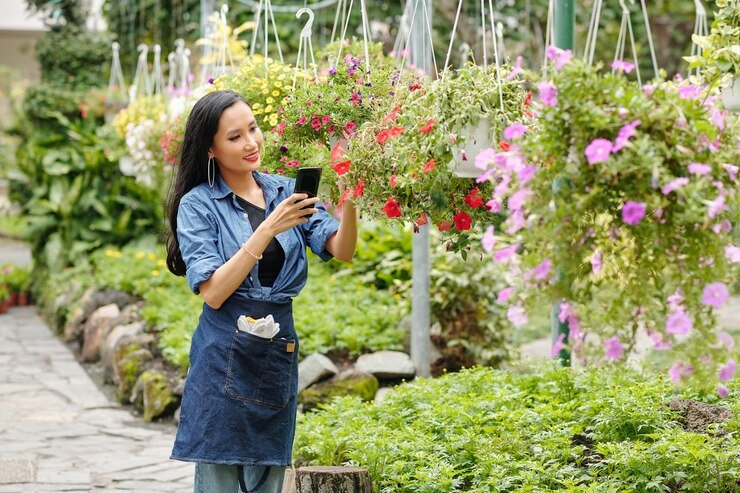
224, 330, 297, 409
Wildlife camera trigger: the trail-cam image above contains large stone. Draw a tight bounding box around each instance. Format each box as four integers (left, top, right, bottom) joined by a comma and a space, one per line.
298, 353, 339, 394
81, 304, 121, 362
82, 290, 136, 320
101, 322, 144, 383
374, 387, 393, 404
131, 370, 180, 422
299, 369, 378, 412
355, 351, 415, 379
114, 344, 153, 403
62, 306, 85, 342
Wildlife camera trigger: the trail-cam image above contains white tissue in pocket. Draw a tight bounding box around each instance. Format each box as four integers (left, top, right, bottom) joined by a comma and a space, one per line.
237, 314, 280, 339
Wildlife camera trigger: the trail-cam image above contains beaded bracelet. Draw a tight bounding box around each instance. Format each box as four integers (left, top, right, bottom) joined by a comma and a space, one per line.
241, 242, 263, 260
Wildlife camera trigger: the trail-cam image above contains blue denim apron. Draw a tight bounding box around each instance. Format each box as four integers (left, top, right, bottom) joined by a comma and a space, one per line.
171, 297, 299, 466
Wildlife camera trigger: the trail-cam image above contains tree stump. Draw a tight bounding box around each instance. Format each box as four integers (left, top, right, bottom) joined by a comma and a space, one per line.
295, 466, 373, 493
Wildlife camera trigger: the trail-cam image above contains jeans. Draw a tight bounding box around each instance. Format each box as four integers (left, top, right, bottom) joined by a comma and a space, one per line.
194, 463, 287, 493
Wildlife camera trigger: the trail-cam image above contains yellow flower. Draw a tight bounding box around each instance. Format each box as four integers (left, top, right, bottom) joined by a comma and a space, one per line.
277, 74, 285, 81
135, 252, 145, 259
254, 109, 263, 115
105, 250, 114, 257
265, 105, 273, 112
148, 253, 156, 261
261, 89, 269, 95
252, 102, 261, 109
156, 259, 166, 267
151, 270, 160, 277
271, 90, 280, 97
266, 97, 274, 104
113, 251, 122, 258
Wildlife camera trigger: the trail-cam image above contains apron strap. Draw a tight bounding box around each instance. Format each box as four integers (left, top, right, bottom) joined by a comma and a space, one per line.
237, 465, 272, 493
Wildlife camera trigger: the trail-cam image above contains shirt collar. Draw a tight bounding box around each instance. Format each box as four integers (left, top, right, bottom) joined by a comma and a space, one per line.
209, 171, 286, 206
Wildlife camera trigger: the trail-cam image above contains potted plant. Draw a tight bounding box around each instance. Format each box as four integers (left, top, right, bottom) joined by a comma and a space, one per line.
686, 0, 740, 110
13, 267, 31, 306
478, 56, 739, 393
342, 62, 529, 252
0, 284, 9, 314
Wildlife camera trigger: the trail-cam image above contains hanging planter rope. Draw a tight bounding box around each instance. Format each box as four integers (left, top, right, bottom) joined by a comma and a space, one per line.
292, 8, 319, 92
106, 41, 128, 117
249, 0, 285, 70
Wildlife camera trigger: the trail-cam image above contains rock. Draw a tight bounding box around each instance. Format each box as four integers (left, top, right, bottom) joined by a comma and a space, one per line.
374, 387, 393, 404
174, 406, 181, 425
131, 371, 180, 422
114, 345, 153, 403
298, 353, 339, 394
82, 290, 136, 320
295, 467, 373, 493
281, 468, 297, 493
119, 302, 144, 325
355, 351, 415, 379
62, 307, 85, 342
101, 322, 144, 383
299, 369, 378, 412
81, 304, 121, 362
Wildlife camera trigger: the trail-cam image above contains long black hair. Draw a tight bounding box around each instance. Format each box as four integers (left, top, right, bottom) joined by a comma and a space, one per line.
165, 90, 247, 276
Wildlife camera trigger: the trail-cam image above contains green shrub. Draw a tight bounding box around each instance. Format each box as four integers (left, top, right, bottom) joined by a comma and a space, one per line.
295, 364, 740, 492
34, 26, 111, 91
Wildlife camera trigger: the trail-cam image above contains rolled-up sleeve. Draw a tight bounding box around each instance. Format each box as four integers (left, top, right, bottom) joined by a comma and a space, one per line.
301, 202, 340, 262
177, 200, 223, 294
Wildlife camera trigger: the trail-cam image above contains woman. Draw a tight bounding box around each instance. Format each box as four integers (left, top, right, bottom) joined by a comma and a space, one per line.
165, 90, 358, 492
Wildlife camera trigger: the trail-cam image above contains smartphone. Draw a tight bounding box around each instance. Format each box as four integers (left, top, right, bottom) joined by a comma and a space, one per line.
294, 167, 322, 197
293, 167, 322, 216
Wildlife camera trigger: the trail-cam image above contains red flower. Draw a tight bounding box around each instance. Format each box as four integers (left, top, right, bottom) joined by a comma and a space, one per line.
389, 175, 397, 187
419, 119, 436, 133
383, 105, 401, 123
523, 90, 532, 107
453, 211, 472, 230
377, 126, 405, 144
332, 160, 351, 176
464, 187, 485, 208
409, 83, 422, 91
310, 118, 322, 130
353, 179, 365, 197
382, 197, 402, 218
416, 214, 428, 226
437, 220, 452, 232
422, 159, 436, 173
331, 141, 346, 163
337, 188, 351, 207
498, 141, 511, 151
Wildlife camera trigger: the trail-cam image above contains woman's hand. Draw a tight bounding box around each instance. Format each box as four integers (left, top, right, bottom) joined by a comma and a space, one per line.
260, 193, 320, 237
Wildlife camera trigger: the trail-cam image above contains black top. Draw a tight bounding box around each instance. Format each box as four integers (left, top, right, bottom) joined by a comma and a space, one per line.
234, 195, 286, 288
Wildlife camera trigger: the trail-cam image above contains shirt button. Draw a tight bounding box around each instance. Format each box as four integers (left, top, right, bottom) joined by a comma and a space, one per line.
243, 213, 248, 219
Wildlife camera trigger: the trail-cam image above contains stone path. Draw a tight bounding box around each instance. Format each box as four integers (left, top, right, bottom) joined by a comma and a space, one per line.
0, 306, 194, 492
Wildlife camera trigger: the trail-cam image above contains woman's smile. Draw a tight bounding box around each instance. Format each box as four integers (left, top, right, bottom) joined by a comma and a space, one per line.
243, 151, 260, 162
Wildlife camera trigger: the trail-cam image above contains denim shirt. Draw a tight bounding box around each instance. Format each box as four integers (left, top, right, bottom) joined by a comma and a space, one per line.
176, 171, 340, 304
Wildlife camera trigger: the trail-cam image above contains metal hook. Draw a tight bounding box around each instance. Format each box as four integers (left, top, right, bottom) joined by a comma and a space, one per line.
296, 8, 315, 38
153, 44, 161, 56
693, 0, 706, 17
619, 0, 634, 13
137, 44, 149, 55
112, 42, 120, 52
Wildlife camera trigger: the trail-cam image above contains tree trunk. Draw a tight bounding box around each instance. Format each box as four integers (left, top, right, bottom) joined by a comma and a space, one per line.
295, 466, 373, 493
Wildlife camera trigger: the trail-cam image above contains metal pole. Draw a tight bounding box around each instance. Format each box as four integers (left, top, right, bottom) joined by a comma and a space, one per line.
410, 0, 433, 378
201, 0, 215, 39
552, 0, 575, 366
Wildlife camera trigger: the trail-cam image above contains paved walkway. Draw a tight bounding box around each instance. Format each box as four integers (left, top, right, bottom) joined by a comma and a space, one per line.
0, 305, 194, 492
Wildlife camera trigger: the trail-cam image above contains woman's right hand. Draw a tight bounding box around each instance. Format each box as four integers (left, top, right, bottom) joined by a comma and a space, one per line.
261, 193, 320, 236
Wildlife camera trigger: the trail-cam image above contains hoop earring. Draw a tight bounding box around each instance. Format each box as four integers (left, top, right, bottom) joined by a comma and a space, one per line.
207, 156, 215, 188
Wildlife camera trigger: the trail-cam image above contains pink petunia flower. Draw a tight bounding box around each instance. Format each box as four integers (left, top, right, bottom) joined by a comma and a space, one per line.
708, 195, 727, 220
702, 282, 729, 308
591, 249, 602, 274
508, 188, 532, 212
717, 385, 730, 399
688, 162, 711, 175
486, 199, 502, 213
649, 331, 672, 350
678, 84, 703, 100
505, 210, 526, 234
530, 259, 552, 281
546, 45, 573, 69
611, 60, 635, 73
482, 226, 496, 253
725, 245, 740, 263
723, 164, 738, 181
493, 244, 518, 263
669, 361, 695, 383
661, 177, 689, 195
551, 333, 566, 357
719, 360, 736, 382
497, 287, 513, 304
503, 124, 527, 140
506, 56, 524, 80
604, 336, 624, 360
667, 291, 685, 311
538, 81, 558, 107
517, 166, 537, 185
584, 138, 613, 164
475, 148, 497, 171
507, 305, 528, 327
622, 201, 646, 225
558, 301, 572, 323
642, 84, 655, 97
666, 310, 693, 335
717, 331, 736, 351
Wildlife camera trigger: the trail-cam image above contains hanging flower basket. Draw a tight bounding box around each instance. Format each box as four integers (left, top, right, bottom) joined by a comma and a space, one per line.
721, 76, 740, 111
449, 116, 490, 178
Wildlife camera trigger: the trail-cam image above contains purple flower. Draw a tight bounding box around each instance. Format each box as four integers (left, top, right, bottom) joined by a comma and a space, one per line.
678, 84, 703, 100
558, 301, 572, 323
329, 67, 337, 76
279, 145, 288, 153
546, 45, 573, 69
506, 56, 524, 80
710, 107, 727, 130
482, 226, 496, 253
475, 148, 497, 170
551, 333, 566, 357
724, 164, 738, 181
649, 331, 672, 350
591, 249, 602, 274
530, 258, 552, 281
708, 195, 727, 220
538, 81, 558, 107
622, 201, 646, 226
717, 385, 730, 399
604, 336, 624, 360
505, 210, 526, 234
719, 360, 736, 382
611, 60, 635, 73
669, 361, 695, 383
666, 310, 693, 335
486, 199, 502, 213
725, 245, 740, 263
688, 162, 711, 175
503, 124, 527, 140
717, 332, 736, 351
493, 244, 518, 263
508, 188, 532, 212
584, 138, 613, 164
642, 84, 655, 97
667, 291, 684, 311
208, 77, 214, 84
507, 305, 528, 327
702, 282, 729, 308
497, 287, 513, 304
661, 177, 689, 195
612, 120, 641, 152
517, 166, 537, 185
